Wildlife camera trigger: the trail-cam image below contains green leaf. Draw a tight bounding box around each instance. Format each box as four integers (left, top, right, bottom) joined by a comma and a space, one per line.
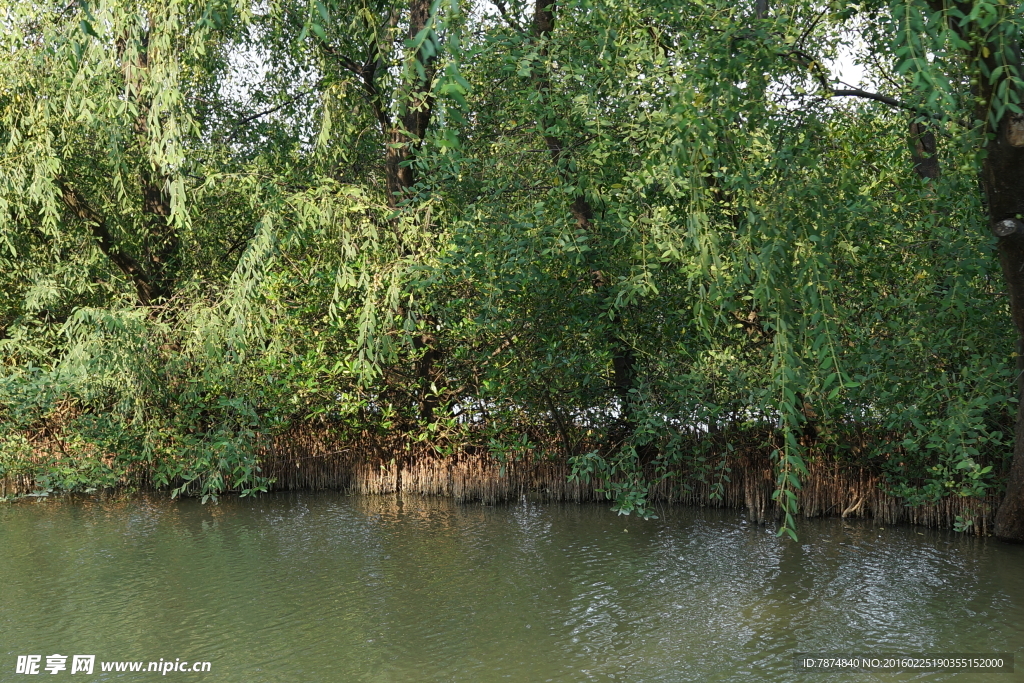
316, 0, 330, 24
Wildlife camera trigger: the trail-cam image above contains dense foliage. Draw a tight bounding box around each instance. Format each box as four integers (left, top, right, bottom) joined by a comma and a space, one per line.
3, 0, 1023, 537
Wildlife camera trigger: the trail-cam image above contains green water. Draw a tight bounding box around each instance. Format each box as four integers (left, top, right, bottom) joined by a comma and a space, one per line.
1, 493, 1022, 682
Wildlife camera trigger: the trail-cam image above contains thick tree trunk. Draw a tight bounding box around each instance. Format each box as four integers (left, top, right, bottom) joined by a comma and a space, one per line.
985, 115, 1024, 541
131, 30, 178, 303
399, 0, 442, 423
995, 400, 1024, 540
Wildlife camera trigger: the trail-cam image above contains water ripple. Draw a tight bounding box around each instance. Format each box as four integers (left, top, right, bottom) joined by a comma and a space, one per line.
2, 495, 1023, 682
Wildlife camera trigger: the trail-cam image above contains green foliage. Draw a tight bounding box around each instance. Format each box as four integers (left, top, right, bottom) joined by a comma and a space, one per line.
0, 0, 1017, 538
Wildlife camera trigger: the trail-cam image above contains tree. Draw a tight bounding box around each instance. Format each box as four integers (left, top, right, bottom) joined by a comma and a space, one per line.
1, 0, 1018, 539
777, 0, 1024, 539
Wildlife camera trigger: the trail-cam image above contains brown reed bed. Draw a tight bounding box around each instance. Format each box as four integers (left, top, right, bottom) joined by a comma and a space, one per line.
2, 423, 998, 536
255, 426, 998, 536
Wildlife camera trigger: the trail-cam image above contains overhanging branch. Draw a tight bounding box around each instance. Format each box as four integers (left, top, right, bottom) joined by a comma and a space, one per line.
829, 88, 912, 111
56, 178, 154, 305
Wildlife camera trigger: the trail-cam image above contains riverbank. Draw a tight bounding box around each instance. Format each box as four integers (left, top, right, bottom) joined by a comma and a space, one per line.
1, 426, 998, 535
261, 439, 997, 535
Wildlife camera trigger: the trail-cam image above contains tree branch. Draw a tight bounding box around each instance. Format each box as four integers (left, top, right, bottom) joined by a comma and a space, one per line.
234, 91, 310, 127
829, 88, 910, 111
317, 41, 392, 137
56, 178, 154, 305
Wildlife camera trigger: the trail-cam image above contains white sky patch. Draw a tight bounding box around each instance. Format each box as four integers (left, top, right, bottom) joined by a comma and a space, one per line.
219, 42, 272, 106
826, 36, 870, 89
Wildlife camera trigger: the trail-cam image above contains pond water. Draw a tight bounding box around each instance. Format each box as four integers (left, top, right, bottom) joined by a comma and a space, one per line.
1, 493, 1022, 682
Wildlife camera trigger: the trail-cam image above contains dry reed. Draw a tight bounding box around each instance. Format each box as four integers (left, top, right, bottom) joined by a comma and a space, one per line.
254, 426, 997, 535
2, 423, 997, 535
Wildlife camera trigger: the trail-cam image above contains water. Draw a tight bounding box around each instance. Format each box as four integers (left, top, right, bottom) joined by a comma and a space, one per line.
1, 493, 1022, 682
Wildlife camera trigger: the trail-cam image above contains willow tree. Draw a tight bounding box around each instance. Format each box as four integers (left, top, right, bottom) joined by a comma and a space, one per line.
433, 0, 1015, 536
886, 0, 1024, 541
1, 0, 1021, 540
780, 0, 1024, 539
1, 0, 397, 494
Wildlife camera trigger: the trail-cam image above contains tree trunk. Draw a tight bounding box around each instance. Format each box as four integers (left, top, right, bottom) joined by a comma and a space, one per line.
915, 0, 1024, 541
909, 121, 941, 180
985, 115, 1024, 541
58, 23, 180, 307
131, 29, 178, 304
333, 0, 440, 422
399, 0, 441, 423
530, 0, 640, 441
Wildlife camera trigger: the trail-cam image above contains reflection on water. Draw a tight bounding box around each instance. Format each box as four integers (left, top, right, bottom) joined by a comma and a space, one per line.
1, 493, 1023, 682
